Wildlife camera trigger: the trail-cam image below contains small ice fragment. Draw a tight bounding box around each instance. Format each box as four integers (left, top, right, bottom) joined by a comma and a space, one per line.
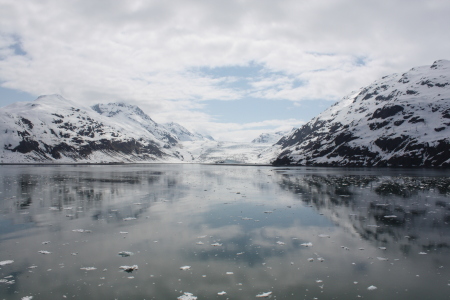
21, 296, 33, 300
226, 272, 234, 275
72, 229, 91, 233
367, 225, 380, 227
256, 291, 272, 298
118, 251, 134, 257
301, 242, 313, 247
49, 207, 59, 211
378, 247, 387, 250
119, 265, 138, 273
419, 252, 427, 255
42, 241, 50, 245
316, 280, 323, 283
367, 285, 377, 290
318, 234, 330, 238
341, 246, 350, 251
0, 260, 14, 266
317, 257, 324, 262
263, 211, 273, 214
80, 267, 97, 271
384, 215, 397, 218
38, 251, 51, 254
237, 252, 245, 255
177, 292, 197, 300
308, 258, 314, 262
354, 281, 358, 284
377, 257, 388, 261
359, 248, 365, 250
28, 265, 37, 269
197, 235, 207, 238
218, 291, 227, 295
180, 266, 191, 271
276, 241, 285, 245
123, 217, 137, 221
241, 217, 253, 220
120, 231, 128, 234
71, 253, 78, 256
211, 243, 222, 247
196, 241, 204, 245
290, 262, 294, 265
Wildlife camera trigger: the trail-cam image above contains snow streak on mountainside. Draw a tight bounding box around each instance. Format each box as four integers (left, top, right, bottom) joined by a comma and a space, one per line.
0, 95, 191, 163
273, 60, 450, 167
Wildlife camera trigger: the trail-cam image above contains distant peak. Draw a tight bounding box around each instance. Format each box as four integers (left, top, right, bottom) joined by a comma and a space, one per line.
35, 94, 68, 101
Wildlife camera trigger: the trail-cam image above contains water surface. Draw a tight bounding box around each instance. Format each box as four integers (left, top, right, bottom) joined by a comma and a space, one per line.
0, 164, 449, 299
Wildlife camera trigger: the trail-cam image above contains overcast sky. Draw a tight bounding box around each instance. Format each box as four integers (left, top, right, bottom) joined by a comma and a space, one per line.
1, 0, 449, 141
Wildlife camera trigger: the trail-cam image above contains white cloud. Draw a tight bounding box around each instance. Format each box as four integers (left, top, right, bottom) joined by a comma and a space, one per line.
0, 0, 449, 141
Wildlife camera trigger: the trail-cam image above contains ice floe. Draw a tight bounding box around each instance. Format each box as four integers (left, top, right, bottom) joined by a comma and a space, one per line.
256, 291, 272, 298
301, 242, 313, 247
367, 285, 377, 290
276, 241, 285, 245
123, 217, 137, 221
72, 229, 91, 233
118, 251, 134, 257
21, 296, 33, 300
38, 251, 51, 254
177, 292, 197, 300
217, 291, 227, 295
318, 234, 330, 238
211, 243, 222, 247
180, 266, 191, 270
0, 260, 13, 266
80, 267, 97, 271
119, 265, 138, 272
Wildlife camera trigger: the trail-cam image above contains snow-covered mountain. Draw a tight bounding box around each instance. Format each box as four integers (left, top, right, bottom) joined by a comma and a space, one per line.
162, 122, 214, 142
273, 60, 450, 167
0, 95, 191, 163
251, 130, 292, 144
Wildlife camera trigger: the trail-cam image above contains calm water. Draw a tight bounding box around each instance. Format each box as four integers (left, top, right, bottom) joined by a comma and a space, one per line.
0, 164, 449, 300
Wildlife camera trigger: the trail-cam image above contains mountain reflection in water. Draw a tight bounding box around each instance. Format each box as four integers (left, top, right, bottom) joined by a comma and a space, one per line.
0, 165, 449, 300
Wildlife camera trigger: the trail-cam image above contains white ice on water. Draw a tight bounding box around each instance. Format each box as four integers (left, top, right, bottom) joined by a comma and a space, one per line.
0, 260, 14, 266
256, 291, 273, 298
177, 292, 197, 300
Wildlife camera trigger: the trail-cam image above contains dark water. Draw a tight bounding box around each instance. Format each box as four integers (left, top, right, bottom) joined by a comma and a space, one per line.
0, 164, 449, 300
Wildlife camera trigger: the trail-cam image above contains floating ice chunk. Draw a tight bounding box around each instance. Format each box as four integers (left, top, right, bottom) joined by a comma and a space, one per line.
263, 211, 273, 214
118, 251, 134, 257
21, 296, 33, 300
177, 292, 197, 300
211, 243, 222, 247
71, 253, 78, 256
218, 291, 227, 295
301, 242, 313, 247
49, 207, 59, 211
119, 265, 138, 273
276, 241, 285, 245
42, 241, 50, 245
197, 235, 207, 239
123, 217, 137, 221
180, 266, 191, 271
308, 258, 314, 262
237, 252, 245, 255
419, 252, 427, 255
341, 246, 350, 251
318, 234, 330, 238
0, 260, 14, 266
80, 267, 97, 271
38, 251, 51, 254
354, 281, 358, 284
378, 247, 386, 250
359, 248, 365, 250
28, 265, 37, 269
196, 241, 204, 245
241, 217, 253, 220
226, 272, 234, 275
367, 285, 377, 290
72, 229, 91, 233
377, 257, 388, 261
316, 280, 323, 283
256, 291, 272, 298
120, 231, 128, 234
384, 215, 397, 219
317, 257, 325, 262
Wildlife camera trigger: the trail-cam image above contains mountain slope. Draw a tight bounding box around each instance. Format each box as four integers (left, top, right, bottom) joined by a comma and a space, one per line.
273, 60, 450, 167
162, 122, 214, 141
251, 129, 292, 144
0, 95, 188, 163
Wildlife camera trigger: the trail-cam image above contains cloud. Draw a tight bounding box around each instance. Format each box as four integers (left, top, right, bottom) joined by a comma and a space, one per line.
0, 0, 449, 140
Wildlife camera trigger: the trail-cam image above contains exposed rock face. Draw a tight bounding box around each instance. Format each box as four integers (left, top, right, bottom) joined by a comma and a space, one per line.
273, 60, 450, 167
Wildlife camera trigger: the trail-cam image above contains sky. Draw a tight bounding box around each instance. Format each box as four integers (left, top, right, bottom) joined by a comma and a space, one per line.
0, 0, 449, 142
